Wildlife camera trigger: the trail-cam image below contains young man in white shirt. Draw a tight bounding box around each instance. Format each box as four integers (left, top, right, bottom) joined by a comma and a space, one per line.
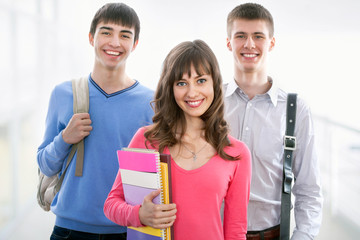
224, 3, 323, 240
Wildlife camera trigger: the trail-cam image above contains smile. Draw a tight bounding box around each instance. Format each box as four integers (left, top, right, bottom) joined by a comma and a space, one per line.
241, 53, 258, 58
186, 100, 203, 108
105, 50, 121, 56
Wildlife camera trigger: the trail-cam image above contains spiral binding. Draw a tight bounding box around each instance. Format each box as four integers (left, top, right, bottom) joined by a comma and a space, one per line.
156, 152, 168, 240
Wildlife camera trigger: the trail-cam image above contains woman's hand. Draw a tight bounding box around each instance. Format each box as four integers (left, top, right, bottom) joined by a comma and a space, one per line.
139, 189, 177, 229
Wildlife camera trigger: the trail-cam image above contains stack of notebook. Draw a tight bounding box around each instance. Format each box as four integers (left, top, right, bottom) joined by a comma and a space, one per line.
117, 148, 173, 240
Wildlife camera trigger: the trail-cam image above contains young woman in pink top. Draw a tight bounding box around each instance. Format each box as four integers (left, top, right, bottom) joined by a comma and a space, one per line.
104, 39, 251, 240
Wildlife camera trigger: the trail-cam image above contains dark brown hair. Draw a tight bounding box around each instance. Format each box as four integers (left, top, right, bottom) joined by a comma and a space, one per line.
89, 3, 140, 43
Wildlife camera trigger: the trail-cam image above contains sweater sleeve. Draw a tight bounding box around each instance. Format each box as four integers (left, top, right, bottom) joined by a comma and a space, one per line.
37, 84, 72, 176
223, 138, 252, 240
103, 127, 148, 227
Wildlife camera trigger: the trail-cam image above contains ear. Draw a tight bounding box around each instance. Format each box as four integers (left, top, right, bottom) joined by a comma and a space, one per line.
131, 40, 139, 52
269, 36, 275, 51
226, 38, 232, 51
89, 32, 94, 46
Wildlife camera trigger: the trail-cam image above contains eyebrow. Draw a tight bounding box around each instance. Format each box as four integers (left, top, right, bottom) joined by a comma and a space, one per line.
99, 26, 113, 31
254, 32, 266, 35
120, 30, 134, 35
179, 74, 206, 81
234, 31, 266, 35
234, 31, 246, 35
99, 26, 133, 35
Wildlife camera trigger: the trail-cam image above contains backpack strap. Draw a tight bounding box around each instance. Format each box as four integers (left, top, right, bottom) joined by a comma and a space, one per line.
54, 143, 79, 192
280, 93, 297, 240
72, 77, 89, 114
72, 77, 89, 177
54, 77, 89, 192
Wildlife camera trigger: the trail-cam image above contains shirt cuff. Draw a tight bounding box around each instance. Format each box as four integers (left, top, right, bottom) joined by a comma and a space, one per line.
56, 130, 72, 153
291, 230, 313, 240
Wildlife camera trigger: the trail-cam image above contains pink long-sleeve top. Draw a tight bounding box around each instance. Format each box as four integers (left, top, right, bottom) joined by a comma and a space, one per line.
104, 127, 251, 240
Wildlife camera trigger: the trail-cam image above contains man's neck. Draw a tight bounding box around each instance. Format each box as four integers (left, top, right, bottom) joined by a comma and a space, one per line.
91, 64, 135, 94
234, 71, 271, 100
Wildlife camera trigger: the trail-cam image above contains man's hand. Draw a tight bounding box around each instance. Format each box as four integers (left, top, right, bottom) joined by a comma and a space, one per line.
62, 113, 92, 144
139, 189, 177, 229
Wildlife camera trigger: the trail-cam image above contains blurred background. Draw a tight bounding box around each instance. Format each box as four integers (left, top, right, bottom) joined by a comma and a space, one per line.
1, 0, 359, 239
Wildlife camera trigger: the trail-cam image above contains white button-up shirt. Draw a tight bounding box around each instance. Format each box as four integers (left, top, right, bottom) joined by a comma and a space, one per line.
224, 78, 323, 240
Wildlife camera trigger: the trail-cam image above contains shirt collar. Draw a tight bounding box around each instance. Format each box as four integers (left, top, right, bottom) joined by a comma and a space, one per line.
224, 78, 239, 98
267, 77, 279, 107
225, 77, 280, 106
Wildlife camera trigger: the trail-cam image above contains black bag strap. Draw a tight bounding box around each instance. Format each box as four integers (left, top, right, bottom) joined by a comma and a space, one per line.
54, 77, 89, 192
280, 93, 297, 240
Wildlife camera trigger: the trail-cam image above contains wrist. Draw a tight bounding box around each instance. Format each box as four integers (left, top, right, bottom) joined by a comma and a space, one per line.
61, 130, 72, 145
135, 205, 145, 227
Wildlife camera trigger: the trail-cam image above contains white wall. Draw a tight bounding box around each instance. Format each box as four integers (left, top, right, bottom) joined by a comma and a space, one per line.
1, 0, 360, 238
50, 0, 360, 129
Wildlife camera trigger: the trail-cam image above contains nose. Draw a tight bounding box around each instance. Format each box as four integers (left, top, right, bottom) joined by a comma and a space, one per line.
187, 83, 199, 98
244, 37, 255, 49
109, 36, 121, 47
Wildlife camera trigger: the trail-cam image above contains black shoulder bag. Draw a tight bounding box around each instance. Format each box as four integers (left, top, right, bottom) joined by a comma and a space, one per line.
280, 93, 297, 240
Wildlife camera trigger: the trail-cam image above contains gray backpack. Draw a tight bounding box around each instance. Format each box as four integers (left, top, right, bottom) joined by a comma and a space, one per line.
37, 77, 89, 211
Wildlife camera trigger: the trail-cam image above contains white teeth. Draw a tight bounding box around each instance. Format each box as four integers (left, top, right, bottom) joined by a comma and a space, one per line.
187, 100, 202, 106
243, 54, 257, 58
106, 50, 120, 56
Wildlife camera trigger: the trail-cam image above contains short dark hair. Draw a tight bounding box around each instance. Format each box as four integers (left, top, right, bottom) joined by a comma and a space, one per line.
227, 3, 274, 38
89, 3, 140, 43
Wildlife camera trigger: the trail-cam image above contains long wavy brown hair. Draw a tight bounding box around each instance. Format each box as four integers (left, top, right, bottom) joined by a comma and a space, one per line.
145, 40, 239, 161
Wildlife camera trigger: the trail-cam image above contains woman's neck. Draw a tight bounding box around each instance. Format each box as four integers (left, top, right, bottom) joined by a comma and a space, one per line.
170, 119, 215, 171
183, 116, 205, 137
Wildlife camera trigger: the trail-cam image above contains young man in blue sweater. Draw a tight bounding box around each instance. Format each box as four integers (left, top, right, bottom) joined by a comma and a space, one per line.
37, 3, 154, 239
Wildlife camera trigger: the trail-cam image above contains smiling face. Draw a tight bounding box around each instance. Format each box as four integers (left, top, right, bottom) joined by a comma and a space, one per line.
227, 19, 275, 74
173, 65, 214, 121
89, 21, 138, 71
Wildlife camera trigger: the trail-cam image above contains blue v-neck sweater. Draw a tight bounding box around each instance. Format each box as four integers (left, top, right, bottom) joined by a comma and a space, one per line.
37, 74, 154, 233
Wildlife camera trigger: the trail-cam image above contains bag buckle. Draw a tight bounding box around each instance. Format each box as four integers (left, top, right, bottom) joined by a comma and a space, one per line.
284, 135, 296, 151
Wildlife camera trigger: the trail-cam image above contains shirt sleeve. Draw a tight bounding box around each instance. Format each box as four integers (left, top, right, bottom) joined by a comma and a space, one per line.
103, 127, 148, 227
37, 86, 72, 176
291, 101, 323, 239
223, 140, 252, 240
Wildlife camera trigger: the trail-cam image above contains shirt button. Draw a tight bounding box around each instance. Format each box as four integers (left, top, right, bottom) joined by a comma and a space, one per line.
245, 127, 249, 131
